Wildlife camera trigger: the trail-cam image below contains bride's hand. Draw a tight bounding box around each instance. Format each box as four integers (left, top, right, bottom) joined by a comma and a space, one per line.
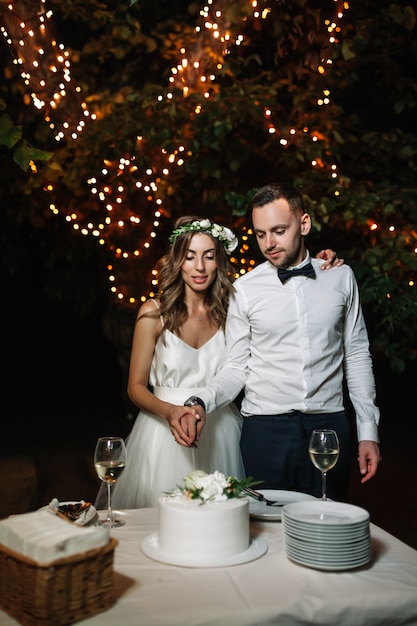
167, 406, 204, 448
179, 412, 204, 447
316, 248, 344, 269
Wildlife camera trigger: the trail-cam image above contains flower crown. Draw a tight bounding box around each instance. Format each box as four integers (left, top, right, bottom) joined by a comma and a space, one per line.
168, 219, 238, 255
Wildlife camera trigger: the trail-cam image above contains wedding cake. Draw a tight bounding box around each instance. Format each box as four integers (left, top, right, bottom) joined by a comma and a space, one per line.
158, 470, 249, 560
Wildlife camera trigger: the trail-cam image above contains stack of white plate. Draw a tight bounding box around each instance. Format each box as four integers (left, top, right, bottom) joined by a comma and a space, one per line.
282, 500, 372, 571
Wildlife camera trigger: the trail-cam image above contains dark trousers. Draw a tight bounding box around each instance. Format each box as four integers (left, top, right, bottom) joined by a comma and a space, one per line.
240, 411, 351, 502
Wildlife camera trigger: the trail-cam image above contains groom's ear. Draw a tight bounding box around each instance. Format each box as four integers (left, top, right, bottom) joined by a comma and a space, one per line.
300, 212, 311, 236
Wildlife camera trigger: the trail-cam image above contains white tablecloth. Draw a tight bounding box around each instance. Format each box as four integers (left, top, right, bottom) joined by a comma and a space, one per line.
1, 508, 417, 626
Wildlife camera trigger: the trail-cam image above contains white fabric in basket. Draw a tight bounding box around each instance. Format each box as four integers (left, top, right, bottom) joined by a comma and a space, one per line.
0, 509, 109, 564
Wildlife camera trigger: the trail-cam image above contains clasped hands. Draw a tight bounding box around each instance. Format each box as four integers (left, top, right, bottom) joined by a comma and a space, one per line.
167, 405, 206, 448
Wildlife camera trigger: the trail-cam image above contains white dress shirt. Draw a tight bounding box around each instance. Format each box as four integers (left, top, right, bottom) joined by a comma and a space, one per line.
199, 254, 380, 442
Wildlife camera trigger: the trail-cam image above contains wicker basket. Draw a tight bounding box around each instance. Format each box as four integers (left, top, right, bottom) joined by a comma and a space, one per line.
0, 537, 118, 626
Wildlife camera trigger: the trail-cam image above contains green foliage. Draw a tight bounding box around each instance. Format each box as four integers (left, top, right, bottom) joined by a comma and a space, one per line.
0, 0, 416, 372
0, 111, 52, 170
0, 112, 21, 148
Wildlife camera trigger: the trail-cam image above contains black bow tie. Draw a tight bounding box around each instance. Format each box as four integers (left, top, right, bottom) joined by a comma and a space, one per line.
278, 263, 316, 284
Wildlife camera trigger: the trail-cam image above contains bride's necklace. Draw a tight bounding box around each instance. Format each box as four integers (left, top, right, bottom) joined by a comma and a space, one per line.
187, 306, 204, 322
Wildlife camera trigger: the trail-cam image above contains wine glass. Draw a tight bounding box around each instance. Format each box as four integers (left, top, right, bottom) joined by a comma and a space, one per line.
94, 436, 127, 527
308, 429, 340, 501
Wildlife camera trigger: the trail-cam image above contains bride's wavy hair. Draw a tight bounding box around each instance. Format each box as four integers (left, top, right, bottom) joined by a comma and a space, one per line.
157, 215, 236, 336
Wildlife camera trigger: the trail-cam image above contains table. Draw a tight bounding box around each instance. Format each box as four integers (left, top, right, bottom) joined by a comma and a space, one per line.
1, 508, 417, 626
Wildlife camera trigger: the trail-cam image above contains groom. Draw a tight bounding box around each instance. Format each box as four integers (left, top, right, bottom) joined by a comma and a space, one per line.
182, 182, 381, 501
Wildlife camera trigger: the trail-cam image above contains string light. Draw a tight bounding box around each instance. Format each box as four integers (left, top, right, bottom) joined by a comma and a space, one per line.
259, 0, 350, 189
0, 0, 350, 304
3, 1, 412, 305
0, 0, 95, 141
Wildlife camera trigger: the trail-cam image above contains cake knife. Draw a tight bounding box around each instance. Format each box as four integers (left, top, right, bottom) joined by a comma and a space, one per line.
242, 487, 284, 507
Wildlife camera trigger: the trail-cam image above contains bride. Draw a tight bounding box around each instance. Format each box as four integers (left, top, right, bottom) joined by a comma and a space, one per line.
97, 216, 244, 508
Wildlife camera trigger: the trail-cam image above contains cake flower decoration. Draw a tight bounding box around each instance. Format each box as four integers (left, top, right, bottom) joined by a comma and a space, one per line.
167, 470, 254, 504
168, 219, 239, 255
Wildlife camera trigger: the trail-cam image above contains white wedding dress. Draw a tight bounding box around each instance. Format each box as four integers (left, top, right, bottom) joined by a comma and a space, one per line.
102, 328, 245, 509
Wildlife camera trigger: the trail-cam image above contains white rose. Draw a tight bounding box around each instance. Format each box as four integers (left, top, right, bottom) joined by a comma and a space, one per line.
225, 232, 238, 252
199, 471, 228, 501
183, 470, 207, 491
211, 470, 228, 487
201, 484, 228, 502
199, 219, 211, 229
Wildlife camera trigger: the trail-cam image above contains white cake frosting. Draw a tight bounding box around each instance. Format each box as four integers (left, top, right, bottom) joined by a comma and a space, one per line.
157, 470, 250, 560
158, 494, 249, 559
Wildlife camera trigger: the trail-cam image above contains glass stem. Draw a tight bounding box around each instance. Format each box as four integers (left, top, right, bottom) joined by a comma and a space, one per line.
322, 471, 327, 501
106, 482, 113, 521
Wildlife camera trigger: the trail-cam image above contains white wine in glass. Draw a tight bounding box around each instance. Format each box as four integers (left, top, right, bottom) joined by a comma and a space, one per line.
308, 429, 340, 501
94, 436, 127, 527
